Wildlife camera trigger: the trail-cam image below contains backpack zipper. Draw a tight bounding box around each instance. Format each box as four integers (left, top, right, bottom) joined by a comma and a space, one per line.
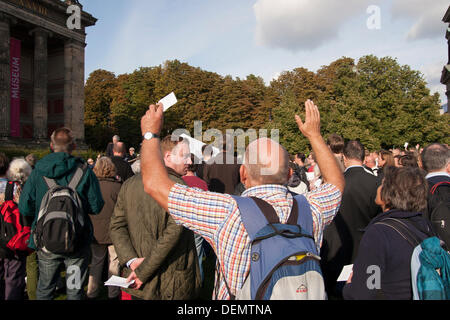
254, 251, 320, 300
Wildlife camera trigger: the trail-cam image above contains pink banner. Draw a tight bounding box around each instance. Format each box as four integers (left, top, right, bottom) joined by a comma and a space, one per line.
10, 38, 21, 138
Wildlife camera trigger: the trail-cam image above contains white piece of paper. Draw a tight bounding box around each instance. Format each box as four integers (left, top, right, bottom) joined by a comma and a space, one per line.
158, 92, 177, 112
179, 133, 221, 160
104, 275, 135, 288
337, 264, 354, 282
306, 172, 315, 181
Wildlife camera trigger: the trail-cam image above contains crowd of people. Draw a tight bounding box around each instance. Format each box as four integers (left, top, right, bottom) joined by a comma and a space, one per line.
0, 99, 449, 301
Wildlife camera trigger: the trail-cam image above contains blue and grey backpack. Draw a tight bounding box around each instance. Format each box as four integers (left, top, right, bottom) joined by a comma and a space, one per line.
225, 194, 326, 300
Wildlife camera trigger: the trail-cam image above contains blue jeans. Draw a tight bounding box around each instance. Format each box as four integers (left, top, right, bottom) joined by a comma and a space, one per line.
36, 246, 91, 300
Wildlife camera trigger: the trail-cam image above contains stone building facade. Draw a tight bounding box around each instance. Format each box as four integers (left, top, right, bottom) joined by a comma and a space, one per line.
0, 0, 96, 144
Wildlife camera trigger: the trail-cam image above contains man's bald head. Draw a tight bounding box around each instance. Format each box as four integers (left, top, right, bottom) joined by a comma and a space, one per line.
113, 142, 126, 157
243, 138, 290, 186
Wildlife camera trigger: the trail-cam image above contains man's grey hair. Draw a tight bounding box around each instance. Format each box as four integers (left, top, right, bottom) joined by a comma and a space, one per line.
421, 143, 450, 173
113, 135, 120, 142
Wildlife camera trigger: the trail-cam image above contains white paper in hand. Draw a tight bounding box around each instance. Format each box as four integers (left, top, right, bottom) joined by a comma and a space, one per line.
158, 92, 177, 112
337, 264, 354, 282
104, 275, 135, 288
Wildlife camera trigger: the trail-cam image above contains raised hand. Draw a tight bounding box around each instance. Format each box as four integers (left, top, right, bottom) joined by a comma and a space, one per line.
141, 103, 164, 136
295, 100, 321, 139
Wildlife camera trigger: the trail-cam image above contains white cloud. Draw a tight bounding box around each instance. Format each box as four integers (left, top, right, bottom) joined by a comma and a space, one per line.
253, 0, 449, 52
420, 61, 447, 104
391, 0, 449, 40
421, 62, 445, 83
253, 0, 373, 51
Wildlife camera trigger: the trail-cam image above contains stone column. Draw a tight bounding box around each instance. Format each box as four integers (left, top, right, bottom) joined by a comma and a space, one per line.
64, 40, 73, 131
0, 13, 11, 139
64, 39, 86, 141
31, 28, 51, 140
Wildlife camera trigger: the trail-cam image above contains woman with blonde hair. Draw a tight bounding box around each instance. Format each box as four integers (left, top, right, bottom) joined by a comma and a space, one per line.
87, 157, 122, 300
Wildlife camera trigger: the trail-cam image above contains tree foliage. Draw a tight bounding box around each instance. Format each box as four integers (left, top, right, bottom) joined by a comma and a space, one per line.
84, 57, 449, 154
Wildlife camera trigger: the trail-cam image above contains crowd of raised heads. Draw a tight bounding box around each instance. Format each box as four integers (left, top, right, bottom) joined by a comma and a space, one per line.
0, 118, 448, 301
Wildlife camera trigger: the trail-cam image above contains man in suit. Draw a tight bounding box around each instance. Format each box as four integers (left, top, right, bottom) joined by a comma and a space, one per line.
320, 140, 381, 298
203, 134, 241, 194
421, 143, 449, 248
106, 135, 120, 158
110, 142, 134, 182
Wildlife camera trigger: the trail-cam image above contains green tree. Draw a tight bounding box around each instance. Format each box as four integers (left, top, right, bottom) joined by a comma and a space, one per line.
84, 69, 117, 151
84, 57, 449, 153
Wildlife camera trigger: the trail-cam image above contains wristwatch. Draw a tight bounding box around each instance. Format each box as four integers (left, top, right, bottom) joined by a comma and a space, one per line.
142, 132, 160, 141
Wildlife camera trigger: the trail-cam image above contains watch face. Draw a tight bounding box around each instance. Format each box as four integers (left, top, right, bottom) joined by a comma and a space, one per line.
144, 132, 153, 140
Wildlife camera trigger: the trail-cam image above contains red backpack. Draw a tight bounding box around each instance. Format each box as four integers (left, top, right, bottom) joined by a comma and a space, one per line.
0, 181, 33, 254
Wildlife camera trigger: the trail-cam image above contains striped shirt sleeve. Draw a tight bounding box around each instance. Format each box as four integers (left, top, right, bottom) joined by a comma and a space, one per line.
305, 183, 342, 248
168, 183, 234, 243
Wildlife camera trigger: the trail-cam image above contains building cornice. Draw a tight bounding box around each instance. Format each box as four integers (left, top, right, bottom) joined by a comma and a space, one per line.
0, 0, 93, 42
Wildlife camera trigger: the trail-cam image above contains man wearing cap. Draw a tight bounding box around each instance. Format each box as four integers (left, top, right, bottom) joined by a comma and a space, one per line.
127, 147, 137, 164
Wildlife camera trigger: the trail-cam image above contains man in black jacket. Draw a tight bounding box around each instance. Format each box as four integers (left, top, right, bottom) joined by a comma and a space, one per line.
203, 135, 241, 195
106, 135, 120, 158
110, 142, 134, 182
421, 143, 449, 249
320, 140, 381, 298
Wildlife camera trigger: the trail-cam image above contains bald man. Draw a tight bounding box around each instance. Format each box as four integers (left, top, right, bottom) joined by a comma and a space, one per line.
138, 100, 344, 300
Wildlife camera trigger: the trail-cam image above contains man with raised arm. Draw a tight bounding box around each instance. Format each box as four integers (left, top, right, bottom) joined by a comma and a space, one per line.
138, 100, 344, 300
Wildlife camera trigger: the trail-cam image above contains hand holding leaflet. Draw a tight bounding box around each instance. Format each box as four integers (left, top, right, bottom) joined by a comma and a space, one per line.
337, 264, 354, 282
104, 275, 135, 288
158, 92, 177, 112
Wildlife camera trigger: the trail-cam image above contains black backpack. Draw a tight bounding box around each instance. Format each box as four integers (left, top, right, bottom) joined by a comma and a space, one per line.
427, 181, 450, 250
33, 164, 89, 254
0, 181, 33, 254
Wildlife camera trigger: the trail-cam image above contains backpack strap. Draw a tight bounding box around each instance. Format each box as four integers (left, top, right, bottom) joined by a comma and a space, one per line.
43, 163, 87, 191
4, 181, 16, 202
375, 218, 423, 248
430, 181, 450, 195
231, 195, 308, 241
231, 196, 269, 240
43, 177, 57, 190
68, 163, 88, 190
292, 194, 314, 238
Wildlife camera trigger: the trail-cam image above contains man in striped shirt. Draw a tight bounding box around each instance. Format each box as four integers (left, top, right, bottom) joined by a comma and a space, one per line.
137, 100, 345, 300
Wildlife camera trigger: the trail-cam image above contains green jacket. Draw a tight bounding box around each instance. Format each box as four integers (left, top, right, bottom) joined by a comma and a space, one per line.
18, 152, 105, 250
110, 170, 201, 300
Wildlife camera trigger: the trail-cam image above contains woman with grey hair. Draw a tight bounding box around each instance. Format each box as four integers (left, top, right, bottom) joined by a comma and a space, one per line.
0, 156, 33, 300
87, 157, 122, 300
7, 158, 32, 192
6, 158, 37, 300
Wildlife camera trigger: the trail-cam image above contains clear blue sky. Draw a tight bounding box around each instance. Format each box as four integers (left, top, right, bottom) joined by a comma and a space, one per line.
81, 0, 449, 104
